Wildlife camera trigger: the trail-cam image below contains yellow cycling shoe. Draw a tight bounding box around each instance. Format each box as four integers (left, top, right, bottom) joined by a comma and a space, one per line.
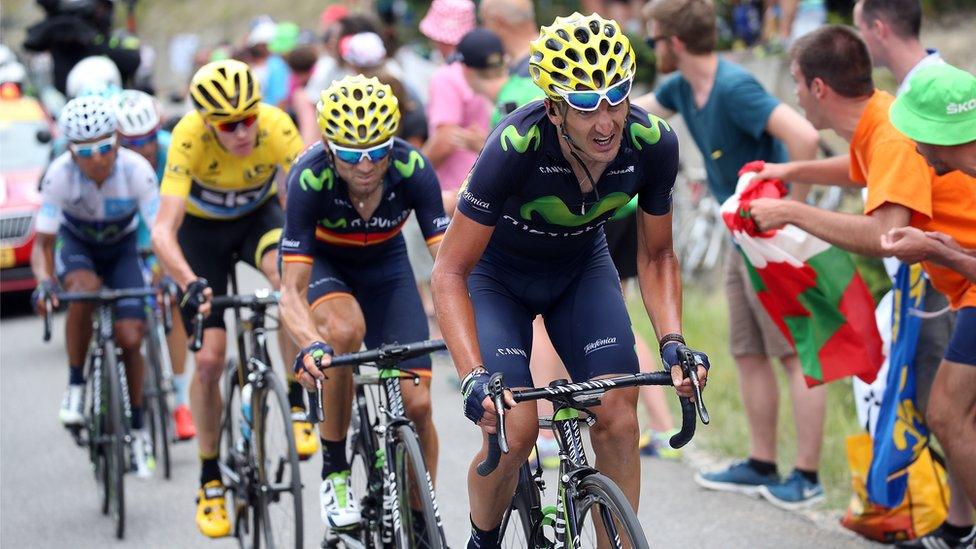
196, 480, 231, 538
292, 408, 319, 460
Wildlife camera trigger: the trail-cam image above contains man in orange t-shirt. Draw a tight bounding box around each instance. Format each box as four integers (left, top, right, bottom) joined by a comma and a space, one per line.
748, 26, 976, 505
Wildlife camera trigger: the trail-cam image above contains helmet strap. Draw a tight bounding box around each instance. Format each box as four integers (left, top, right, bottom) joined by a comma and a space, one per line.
556, 110, 598, 192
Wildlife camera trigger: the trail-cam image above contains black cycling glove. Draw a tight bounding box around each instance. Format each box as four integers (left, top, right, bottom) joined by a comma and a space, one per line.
180, 278, 209, 319
460, 369, 491, 425
294, 341, 334, 375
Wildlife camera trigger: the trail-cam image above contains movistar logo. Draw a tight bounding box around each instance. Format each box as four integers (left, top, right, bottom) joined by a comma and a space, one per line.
629, 114, 672, 150
393, 150, 425, 178
500, 124, 541, 153
300, 167, 334, 192
520, 192, 631, 227
320, 218, 347, 229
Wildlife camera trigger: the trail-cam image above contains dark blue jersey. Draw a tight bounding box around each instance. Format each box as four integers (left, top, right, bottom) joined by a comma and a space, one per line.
280, 139, 449, 266
456, 102, 679, 270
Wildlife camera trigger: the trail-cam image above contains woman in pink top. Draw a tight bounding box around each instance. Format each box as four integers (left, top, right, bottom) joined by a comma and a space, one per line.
419, 0, 491, 215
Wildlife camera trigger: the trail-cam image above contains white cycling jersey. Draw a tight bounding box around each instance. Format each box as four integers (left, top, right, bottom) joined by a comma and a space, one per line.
36, 148, 159, 244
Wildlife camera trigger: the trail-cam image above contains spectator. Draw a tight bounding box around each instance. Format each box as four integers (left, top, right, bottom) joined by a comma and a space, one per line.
305, 13, 377, 98
777, 0, 827, 46
634, 0, 824, 509
23, 0, 140, 95
418, 0, 486, 215
747, 26, 976, 514
245, 19, 291, 108
285, 45, 320, 143
478, 0, 538, 74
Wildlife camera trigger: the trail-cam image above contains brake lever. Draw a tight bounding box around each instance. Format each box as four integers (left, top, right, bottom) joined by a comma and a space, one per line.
493, 391, 509, 454
683, 352, 710, 425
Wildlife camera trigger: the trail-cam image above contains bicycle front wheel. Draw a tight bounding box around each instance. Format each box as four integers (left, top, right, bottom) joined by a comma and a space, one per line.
500, 463, 545, 548
254, 373, 303, 549
572, 473, 647, 549
219, 359, 254, 548
104, 341, 127, 540
390, 424, 445, 549
143, 323, 171, 479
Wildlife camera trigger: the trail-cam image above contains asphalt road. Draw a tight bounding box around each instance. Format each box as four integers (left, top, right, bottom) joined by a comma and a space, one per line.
0, 268, 877, 548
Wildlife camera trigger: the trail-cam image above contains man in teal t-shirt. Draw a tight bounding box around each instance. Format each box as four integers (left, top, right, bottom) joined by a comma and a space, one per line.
635, 0, 826, 511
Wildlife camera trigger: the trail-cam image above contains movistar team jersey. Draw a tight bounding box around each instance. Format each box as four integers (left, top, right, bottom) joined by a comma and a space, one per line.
280, 139, 449, 264
457, 102, 679, 269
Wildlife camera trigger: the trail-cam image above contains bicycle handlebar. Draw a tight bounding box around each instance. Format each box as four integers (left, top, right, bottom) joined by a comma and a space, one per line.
40, 288, 157, 343
187, 290, 279, 352
477, 346, 710, 477
304, 339, 447, 424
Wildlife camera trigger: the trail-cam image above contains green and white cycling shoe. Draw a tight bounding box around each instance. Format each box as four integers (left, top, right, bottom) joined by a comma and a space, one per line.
320, 470, 361, 530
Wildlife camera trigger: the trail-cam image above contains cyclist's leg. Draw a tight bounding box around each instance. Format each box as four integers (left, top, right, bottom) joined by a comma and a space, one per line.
55, 232, 99, 424
543, 249, 641, 510
926, 308, 976, 504
305, 258, 365, 527
467, 267, 539, 532
355, 253, 438, 480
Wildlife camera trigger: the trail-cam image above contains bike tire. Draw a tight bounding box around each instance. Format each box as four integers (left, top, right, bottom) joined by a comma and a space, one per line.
144, 325, 172, 479
390, 424, 444, 549
89, 354, 109, 515
104, 341, 127, 540
500, 463, 545, 548
254, 373, 303, 549
572, 473, 648, 549
219, 359, 254, 549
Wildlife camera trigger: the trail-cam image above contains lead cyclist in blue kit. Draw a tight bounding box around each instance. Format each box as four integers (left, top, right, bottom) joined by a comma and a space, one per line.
430, 13, 710, 547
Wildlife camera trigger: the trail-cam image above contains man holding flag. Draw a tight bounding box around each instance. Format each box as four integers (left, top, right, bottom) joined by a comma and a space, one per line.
748, 26, 976, 513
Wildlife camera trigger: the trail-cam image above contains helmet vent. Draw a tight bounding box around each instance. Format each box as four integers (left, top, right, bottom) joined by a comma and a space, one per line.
584, 47, 598, 65
545, 38, 562, 51
552, 58, 567, 70
599, 39, 610, 55
555, 29, 570, 42
574, 28, 590, 43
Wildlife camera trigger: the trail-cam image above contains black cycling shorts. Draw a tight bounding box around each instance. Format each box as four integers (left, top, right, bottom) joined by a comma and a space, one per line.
604, 212, 638, 281
468, 239, 638, 388
55, 230, 145, 320
178, 199, 284, 332
304, 245, 432, 374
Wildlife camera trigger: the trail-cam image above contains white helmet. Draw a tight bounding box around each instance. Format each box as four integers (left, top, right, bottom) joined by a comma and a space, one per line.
59, 95, 117, 142
113, 89, 161, 136
66, 56, 122, 98
0, 45, 26, 85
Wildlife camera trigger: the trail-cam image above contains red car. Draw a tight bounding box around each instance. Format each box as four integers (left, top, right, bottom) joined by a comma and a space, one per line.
0, 88, 52, 293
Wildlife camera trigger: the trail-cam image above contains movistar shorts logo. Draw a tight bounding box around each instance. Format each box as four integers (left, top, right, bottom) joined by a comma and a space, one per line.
393, 150, 425, 178
629, 114, 672, 150
300, 167, 334, 192
520, 192, 631, 227
500, 124, 541, 153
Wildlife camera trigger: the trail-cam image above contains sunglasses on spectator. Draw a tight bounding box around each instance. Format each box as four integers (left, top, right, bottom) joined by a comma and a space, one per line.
214, 114, 258, 133
120, 133, 158, 148
328, 139, 395, 165
70, 135, 117, 158
555, 78, 633, 112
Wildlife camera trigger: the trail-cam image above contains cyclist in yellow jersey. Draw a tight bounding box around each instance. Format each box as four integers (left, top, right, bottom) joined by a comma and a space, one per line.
150, 60, 309, 539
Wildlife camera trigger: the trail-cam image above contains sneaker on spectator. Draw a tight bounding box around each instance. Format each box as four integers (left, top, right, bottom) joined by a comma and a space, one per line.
639, 428, 683, 460
758, 470, 825, 510
694, 459, 779, 497
895, 523, 976, 549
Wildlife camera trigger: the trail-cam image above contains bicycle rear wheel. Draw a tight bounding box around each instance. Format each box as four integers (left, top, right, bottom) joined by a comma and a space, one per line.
390, 424, 444, 549
220, 359, 255, 549
143, 324, 171, 479
573, 473, 647, 549
104, 341, 127, 539
500, 463, 545, 548
254, 373, 303, 549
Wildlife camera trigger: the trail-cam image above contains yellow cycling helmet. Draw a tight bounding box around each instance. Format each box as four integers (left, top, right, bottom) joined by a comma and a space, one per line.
189, 59, 262, 122
529, 12, 635, 100
317, 75, 399, 147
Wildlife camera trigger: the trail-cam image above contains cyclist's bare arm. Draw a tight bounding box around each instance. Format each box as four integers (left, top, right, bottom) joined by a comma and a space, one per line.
765, 103, 820, 201
631, 92, 676, 119
278, 260, 328, 387
30, 231, 56, 284
150, 195, 195, 288
430, 214, 493, 379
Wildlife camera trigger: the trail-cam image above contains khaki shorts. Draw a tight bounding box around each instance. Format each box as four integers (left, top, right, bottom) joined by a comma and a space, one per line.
723, 246, 796, 358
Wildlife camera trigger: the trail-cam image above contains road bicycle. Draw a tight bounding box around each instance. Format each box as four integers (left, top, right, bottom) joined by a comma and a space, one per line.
139, 265, 179, 480
41, 287, 156, 539
478, 345, 710, 548
190, 268, 303, 549
310, 340, 448, 549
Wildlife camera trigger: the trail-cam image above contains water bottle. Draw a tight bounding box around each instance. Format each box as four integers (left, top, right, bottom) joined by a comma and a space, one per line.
240, 382, 253, 441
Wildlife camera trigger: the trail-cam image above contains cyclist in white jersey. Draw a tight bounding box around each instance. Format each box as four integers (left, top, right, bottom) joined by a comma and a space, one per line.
31, 95, 160, 478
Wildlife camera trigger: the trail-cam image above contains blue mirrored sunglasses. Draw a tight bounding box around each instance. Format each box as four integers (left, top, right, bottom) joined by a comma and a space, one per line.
328, 139, 394, 165
70, 135, 117, 158
556, 78, 633, 112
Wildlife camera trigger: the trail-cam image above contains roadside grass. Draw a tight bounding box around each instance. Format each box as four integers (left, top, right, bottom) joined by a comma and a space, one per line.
627, 282, 862, 510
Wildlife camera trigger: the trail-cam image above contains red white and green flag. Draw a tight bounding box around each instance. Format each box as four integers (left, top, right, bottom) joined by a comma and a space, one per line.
720, 162, 883, 387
